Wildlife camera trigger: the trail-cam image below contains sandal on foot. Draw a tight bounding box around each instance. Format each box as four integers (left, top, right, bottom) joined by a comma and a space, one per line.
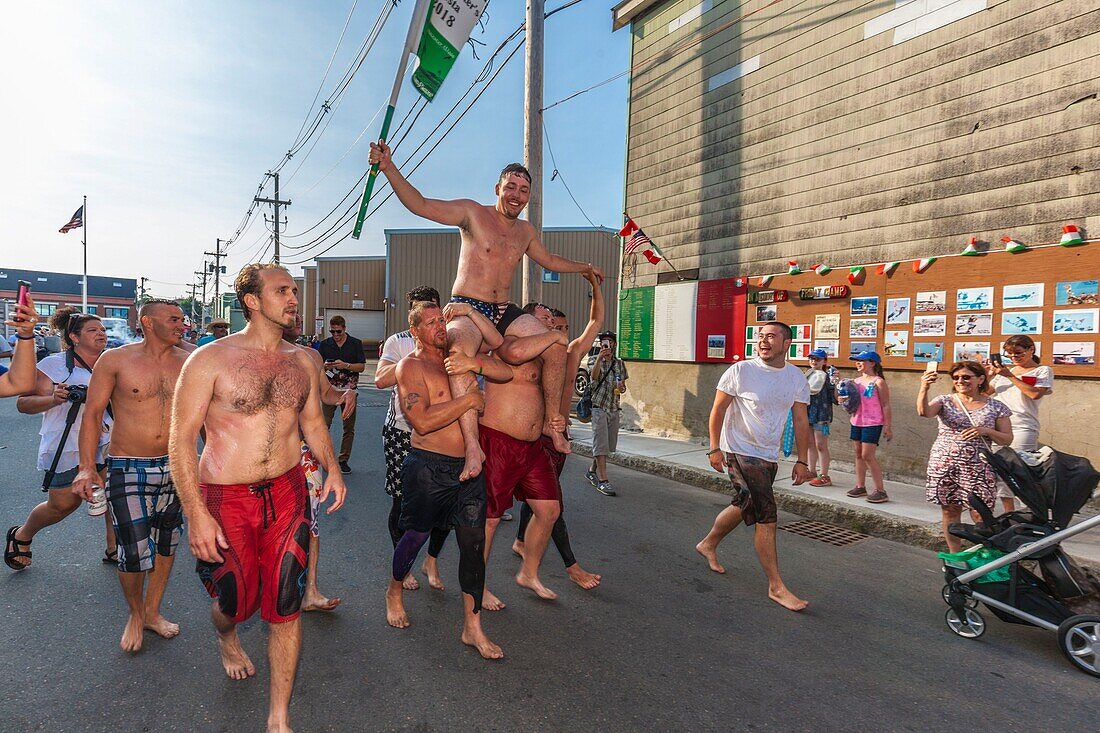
5, 526, 32, 571
846, 486, 867, 498
102, 548, 118, 564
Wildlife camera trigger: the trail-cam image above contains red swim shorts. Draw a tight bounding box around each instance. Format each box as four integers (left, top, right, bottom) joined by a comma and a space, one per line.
479, 424, 561, 519
196, 464, 311, 624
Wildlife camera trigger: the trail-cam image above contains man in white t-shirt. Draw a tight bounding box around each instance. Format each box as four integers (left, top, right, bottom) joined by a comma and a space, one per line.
695, 322, 813, 612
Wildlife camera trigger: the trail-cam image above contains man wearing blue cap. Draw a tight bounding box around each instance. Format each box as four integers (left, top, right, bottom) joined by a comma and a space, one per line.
695, 321, 812, 612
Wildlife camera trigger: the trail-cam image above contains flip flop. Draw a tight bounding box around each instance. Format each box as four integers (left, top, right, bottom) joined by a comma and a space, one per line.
102, 548, 118, 565
5, 526, 32, 571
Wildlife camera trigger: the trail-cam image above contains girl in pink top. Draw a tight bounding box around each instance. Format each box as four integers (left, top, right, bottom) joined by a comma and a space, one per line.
847, 351, 892, 503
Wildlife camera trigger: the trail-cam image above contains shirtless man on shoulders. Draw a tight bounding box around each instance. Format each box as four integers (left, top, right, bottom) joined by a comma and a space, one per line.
370, 141, 603, 481
387, 302, 511, 660
169, 264, 346, 733
282, 313, 356, 612
73, 299, 189, 652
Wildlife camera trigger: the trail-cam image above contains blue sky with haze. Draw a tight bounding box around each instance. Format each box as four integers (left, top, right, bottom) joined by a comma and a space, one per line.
1, 1, 629, 298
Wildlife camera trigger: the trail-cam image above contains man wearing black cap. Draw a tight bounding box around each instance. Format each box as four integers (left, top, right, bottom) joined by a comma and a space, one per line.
584, 331, 627, 496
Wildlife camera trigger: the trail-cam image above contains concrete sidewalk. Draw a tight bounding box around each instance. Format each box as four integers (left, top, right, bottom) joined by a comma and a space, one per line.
568, 424, 1100, 565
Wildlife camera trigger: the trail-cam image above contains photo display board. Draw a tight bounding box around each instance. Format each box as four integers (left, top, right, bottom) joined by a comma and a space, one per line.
746, 245, 1100, 377
618, 278, 747, 363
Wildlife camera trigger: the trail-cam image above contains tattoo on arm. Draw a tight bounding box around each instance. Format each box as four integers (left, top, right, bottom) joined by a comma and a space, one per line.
403, 392, 421, 412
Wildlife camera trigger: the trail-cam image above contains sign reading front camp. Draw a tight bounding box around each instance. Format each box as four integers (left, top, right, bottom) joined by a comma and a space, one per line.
412, 0, 487, 101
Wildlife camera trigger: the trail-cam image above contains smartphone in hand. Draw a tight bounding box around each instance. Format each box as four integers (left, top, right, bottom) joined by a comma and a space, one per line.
15, 280, 31, 322
925, 360, 938, 374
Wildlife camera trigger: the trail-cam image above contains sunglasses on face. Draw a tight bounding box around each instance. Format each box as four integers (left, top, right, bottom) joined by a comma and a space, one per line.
330, 328, 344, 334
952, 374, 975, 382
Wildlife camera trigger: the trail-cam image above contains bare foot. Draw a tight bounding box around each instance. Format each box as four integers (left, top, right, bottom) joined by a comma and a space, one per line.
402, 573, 420, 591
216, 631, 255, 679
120, 614, 144, 653
695, 540, 725, 574
461, 628, 504, 660
511, 540, 525, 558
515, 572, 558, 600
459, 445, 486, 482
143, 614, 180, 639
421, 559, 444, 590
545, 422, 573, 454
266, 720, 295, 733
482, 588, 506, 611
386, 586, 410, 628
566, 564, 601, 590
769, 585, 809, 612
302, 591, 342, 612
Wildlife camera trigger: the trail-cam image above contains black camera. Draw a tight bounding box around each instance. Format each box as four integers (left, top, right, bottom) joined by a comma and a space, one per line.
989, 354, 1003, 367
66, 385, 88, 404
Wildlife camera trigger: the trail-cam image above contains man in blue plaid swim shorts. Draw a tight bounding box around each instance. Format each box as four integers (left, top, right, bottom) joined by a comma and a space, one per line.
73, 299, 189, 653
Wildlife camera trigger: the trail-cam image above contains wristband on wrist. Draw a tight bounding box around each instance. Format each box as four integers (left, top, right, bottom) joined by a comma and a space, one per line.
16, 333, 35, 340
796, 460, 809, 467
476, 359, 484, 376
705, 448, 722, 457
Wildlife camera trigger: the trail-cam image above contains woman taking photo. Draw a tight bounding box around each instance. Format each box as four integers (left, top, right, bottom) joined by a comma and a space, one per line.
987, 335, 1053, 512
918, 360, 1013, 552
5, 309, 115, 570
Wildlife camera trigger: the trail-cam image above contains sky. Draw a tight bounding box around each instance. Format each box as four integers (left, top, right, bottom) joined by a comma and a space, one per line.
0, 1, 630, 299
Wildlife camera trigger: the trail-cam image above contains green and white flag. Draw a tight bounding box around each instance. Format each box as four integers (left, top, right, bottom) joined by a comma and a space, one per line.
412, 0, 487, 101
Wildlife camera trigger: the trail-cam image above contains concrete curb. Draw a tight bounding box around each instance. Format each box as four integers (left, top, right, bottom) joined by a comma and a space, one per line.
572, 442, 951, 553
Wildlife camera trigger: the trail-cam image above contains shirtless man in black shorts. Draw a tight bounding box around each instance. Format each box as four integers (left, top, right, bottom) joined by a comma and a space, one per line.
370, 141, 603, 481
170, 264, 346, 733
387, 301, 512, 660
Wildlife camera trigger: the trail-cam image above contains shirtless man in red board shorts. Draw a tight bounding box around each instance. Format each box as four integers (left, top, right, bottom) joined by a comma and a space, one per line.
169, 264, 346, 733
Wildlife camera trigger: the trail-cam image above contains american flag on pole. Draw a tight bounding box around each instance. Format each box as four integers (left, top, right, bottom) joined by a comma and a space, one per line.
618, 217, 663, 264
59, 206, 84, 233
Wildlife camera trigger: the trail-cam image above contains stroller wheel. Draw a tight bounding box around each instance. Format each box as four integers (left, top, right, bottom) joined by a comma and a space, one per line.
1057, 615, 1100, 678
941, 584, 978, 609
945, 607, 985, 639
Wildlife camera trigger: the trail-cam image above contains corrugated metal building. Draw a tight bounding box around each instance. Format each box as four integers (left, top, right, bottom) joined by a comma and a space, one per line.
305, 255, 388, 347
610, 0, 1100, 474
384, 227, 621, 338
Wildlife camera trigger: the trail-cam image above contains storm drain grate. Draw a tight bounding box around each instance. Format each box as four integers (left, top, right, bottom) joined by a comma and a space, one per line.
779, 520, 869, 547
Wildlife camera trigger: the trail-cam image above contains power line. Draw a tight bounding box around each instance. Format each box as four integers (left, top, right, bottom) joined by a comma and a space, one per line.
288, 0, 361, 150
282, 35, 525, 265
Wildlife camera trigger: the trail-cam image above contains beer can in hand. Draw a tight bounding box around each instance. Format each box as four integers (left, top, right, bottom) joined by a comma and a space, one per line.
87, 486, 108, 517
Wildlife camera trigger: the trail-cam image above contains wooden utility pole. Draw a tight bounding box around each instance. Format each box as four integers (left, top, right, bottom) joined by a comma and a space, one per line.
522, 0, 544, 306
255, 172, 291, 264
205, 238, 227, 320
187, 282, 198, 322
194, 267, 210, 328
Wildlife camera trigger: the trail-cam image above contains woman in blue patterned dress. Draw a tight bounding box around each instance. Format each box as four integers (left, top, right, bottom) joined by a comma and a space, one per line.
917, 360, 1013, 552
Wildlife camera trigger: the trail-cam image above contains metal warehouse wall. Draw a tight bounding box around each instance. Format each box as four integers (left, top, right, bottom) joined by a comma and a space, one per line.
622, 0, 1100, 283
316, 257, 386, 313
385, 228, 621, 337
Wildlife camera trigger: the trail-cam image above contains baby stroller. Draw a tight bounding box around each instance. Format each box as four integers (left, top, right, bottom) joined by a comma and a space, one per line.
940, 446, 1100, 677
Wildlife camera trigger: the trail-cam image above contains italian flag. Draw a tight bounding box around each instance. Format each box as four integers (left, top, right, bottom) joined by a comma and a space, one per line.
877, 261, 900, 276
1060, 224, 1084, 247
812, 263, 831, 276
848, 266, 865, 285
758, 275, 774, 287
1002, 236, 1027, 254
787, 260, 802, 276
913, 257, 937, 273
960, 236, 980, 256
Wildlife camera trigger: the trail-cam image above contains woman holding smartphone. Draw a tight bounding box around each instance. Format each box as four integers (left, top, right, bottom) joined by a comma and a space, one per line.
5, 308, 114, 570
918, 361, 1013, 552
0, 283, 40, 397
986, 335, 1053, 512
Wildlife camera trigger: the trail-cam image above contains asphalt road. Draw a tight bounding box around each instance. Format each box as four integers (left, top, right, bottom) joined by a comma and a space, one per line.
0, 390, 1096, 732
